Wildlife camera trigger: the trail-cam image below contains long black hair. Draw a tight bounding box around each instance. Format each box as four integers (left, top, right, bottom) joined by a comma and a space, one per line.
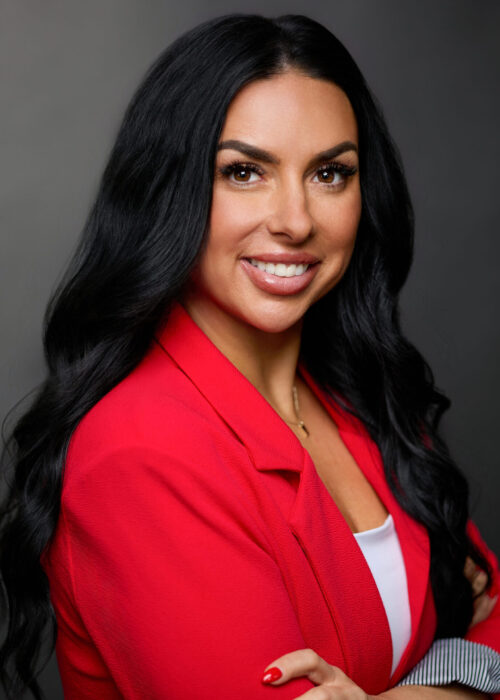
0, 12, 491, 699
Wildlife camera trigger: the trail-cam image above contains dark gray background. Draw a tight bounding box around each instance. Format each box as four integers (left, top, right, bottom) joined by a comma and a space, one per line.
1, 1, 499, 697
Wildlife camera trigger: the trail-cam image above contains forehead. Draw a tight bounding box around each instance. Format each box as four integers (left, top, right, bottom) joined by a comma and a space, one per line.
219, 71, 358, 152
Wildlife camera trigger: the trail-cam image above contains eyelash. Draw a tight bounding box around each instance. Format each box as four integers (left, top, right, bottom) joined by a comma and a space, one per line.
218, 159, 358, 189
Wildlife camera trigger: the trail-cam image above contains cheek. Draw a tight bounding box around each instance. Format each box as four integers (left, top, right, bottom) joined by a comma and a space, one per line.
320, 194, 361, 250
210, 188, 260, 234
198, 193, 252, 278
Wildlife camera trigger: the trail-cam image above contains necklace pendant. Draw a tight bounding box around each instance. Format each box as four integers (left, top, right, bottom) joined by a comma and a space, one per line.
298, 420, 309, 437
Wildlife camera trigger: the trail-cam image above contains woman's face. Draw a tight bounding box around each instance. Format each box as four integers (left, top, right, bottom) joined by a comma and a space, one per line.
185, 69, 361, 334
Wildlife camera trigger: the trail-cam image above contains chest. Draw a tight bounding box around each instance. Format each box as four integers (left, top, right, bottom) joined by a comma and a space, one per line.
292, 379, 389, 533
251, 415, 436, 692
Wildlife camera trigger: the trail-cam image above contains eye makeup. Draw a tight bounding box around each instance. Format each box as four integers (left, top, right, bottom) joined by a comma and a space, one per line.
217, 159, 358, 189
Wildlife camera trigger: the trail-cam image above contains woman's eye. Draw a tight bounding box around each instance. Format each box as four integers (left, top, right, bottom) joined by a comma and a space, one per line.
312, 163, 357, 188
314, 167, 342, 186
231, 166, 259, 184
218, 161, 357, 188
219, 162, 263, 185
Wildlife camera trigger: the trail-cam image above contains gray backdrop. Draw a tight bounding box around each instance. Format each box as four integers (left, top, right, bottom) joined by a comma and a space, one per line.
1, 1, 499, 697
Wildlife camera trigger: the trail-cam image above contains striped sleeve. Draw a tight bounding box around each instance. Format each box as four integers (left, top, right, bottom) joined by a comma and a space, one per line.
396, 638, 500, 693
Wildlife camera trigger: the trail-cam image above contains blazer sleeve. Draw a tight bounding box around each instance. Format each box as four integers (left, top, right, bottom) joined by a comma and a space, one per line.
396, 520, 500, 697
59, 438, 317, 700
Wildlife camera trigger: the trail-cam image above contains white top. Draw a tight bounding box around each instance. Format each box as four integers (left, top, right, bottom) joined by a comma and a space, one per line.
353, 513, 412, 676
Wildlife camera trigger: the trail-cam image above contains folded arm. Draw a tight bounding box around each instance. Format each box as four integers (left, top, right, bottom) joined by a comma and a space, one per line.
393, 519, 500, 699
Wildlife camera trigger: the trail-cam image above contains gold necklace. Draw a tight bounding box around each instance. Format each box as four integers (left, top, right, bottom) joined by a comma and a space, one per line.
285, 384, 310, 438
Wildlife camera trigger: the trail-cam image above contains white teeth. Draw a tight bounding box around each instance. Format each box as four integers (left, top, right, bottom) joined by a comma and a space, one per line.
249, 258, 310, 276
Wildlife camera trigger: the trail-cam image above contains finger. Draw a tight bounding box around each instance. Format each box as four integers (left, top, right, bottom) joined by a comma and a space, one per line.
471, 597, 491, 627
262, 648, 342, 687
470, 594, 498, 627
292, 686, 362, 700
471, 570, 488, 596
292, 684, 370, 700
464, 556, 477, 580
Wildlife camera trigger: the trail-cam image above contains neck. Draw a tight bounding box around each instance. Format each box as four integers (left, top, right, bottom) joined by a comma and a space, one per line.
180, 293, 303, 420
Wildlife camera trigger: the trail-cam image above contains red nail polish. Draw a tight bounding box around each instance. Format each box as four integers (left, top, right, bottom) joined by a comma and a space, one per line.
262, 666, 283, 683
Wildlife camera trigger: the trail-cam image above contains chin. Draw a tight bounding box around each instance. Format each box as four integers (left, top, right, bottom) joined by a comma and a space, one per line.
235, 302, 307, 335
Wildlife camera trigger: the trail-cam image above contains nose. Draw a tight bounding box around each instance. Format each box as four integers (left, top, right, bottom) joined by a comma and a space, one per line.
265, 175, 314, 242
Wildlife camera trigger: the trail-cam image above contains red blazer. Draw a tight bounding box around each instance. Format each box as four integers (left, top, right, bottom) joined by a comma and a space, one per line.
41, 300, 500, 699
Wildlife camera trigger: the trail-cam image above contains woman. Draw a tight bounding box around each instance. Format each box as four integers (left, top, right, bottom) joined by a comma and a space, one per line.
1, 12, 499, 700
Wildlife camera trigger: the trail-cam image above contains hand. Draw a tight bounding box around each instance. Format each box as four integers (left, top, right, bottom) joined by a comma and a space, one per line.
261, 648, 376, 699
463, 556, 498, 628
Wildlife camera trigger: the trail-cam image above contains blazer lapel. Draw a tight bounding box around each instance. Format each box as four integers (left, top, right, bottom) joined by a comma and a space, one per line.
287, 443, 393, 686
155, 300, 305, 473
297, 363, 433, 684
155, 301, 433, 688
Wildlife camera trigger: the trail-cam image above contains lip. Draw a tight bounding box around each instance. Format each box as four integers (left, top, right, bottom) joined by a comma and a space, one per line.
240, 258, 320, 296
243, 252, 320, 264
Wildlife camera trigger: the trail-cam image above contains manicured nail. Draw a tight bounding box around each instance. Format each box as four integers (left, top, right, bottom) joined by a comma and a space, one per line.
262, 666, 283, 683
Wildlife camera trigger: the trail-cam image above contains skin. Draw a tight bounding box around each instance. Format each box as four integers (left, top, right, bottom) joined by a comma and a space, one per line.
181, 70, 495, 698
181, 69, 361, 421
261, 648, 491, 699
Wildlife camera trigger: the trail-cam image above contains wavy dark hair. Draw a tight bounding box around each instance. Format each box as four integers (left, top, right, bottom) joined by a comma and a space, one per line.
0, 12, 492, 699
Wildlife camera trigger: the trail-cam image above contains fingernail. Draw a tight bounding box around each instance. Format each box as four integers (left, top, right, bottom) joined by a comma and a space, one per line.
262, 666, 283, 683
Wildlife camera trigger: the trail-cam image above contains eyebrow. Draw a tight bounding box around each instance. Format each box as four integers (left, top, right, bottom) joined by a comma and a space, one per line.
216, 139, 358, 167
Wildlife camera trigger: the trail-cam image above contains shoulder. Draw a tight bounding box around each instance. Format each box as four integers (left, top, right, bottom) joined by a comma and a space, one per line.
62, 339, 240, 494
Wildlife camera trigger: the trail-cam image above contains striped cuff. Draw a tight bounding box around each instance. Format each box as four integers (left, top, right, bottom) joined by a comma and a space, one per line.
396, 638, 500, 693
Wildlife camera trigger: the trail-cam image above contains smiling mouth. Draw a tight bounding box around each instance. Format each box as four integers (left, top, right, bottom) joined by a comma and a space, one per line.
246, 257, 317, 277
240, 257, 321, 296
